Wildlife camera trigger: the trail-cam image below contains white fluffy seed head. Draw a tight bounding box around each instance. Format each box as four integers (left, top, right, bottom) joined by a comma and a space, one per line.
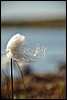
6, 33, 26, 59
5, 33, 47, 63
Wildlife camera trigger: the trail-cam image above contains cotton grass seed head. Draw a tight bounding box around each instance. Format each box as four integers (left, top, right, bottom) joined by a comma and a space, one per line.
6, 33, 26, 59
6, 33, 47, 63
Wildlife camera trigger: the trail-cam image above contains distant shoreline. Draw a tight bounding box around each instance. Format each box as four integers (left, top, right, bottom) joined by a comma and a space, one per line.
1, 19, 66, 28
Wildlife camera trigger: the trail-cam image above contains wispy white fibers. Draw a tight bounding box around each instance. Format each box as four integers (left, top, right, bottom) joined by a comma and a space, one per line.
33, 44, 47, 60
6, 33, 47, 63
6, 33, 26, 60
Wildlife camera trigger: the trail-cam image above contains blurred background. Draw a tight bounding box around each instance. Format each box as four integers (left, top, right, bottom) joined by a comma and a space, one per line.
1, 1, 66, 99
1, 1, 66, 74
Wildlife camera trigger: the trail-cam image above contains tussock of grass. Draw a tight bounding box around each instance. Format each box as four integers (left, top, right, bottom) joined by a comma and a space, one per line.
1, 72, 66, 99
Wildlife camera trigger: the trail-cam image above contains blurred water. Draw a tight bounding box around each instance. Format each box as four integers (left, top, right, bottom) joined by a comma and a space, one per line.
1, 27, 66, 74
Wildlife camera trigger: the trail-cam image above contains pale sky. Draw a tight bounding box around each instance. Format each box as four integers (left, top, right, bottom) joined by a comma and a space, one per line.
1, 1, 66, 22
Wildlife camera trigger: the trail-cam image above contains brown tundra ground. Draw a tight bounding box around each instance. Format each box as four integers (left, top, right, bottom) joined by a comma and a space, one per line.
1, 64, 66, 99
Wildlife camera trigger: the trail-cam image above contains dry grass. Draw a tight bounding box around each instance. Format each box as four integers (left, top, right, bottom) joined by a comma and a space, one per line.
1, 70, 66, 99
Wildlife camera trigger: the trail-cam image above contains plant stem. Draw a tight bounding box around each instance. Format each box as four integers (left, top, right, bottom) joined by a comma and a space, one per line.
16, 62, 28, 98
11, 58, 13, 99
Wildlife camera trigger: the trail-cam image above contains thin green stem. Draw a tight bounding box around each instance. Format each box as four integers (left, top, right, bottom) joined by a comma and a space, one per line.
16, 61, 28, 98
11, 58, 13, 99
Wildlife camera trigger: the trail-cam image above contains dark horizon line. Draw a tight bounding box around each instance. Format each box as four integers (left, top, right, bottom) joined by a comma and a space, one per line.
1, 19, 66, 28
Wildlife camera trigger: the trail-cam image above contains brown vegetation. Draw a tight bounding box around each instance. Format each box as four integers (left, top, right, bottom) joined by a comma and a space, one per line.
1, 65, 66, 99
1, 19, 66, 28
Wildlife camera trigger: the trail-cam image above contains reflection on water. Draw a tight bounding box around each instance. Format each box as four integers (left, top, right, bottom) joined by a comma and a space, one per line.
1, 27, 66, 74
